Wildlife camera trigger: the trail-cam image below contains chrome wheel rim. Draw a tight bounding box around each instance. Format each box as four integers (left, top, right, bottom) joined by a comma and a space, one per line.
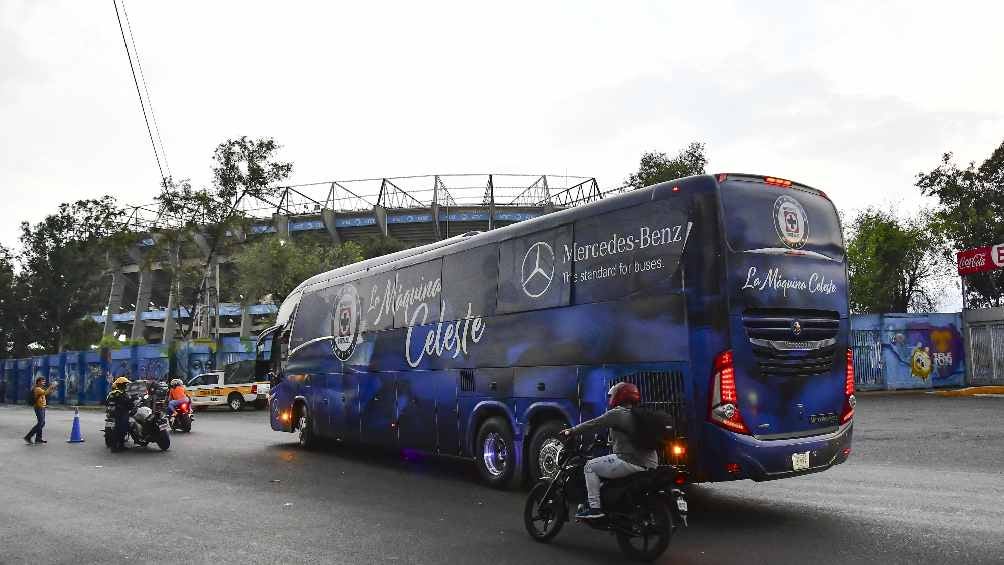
538, 438, 564, 479
230, 398, 241, 410
482, 432, 509, 478
298, 415, 309, 445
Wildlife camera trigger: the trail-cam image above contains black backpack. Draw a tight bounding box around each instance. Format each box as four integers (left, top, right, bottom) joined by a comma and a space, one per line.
631, 407, 674, 450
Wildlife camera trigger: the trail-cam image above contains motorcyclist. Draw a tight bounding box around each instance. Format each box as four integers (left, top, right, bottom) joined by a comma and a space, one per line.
106, 376, 135, 452
559, 382, 657, 519
167, 379, 190, 416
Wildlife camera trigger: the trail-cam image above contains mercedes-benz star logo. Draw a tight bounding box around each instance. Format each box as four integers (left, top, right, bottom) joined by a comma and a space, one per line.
792, 320, 802, 336
521, 241, 555, 298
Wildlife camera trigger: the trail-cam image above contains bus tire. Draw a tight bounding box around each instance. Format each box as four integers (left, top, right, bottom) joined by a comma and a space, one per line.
228, 393, 244, 412
297, 406, 317, 450
475, 416, 518, 489
528, 420, 567, 483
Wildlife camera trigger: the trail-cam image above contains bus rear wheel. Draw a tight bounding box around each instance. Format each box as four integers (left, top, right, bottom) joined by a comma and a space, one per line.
528, 420, 566, 483
475, 416, 518, 489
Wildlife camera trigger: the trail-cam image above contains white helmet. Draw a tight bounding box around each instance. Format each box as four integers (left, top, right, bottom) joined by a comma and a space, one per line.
170, 379, 183, 387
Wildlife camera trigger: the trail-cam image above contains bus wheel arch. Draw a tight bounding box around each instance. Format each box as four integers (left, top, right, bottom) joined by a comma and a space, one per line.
525, 408, 571, 483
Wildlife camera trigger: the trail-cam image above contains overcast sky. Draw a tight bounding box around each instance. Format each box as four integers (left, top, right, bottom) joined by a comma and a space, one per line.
3, 1, 1002, 308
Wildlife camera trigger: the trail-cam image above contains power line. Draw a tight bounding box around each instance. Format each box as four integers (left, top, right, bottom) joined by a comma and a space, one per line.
121, 0, 171, 179
112, 0, 165, 183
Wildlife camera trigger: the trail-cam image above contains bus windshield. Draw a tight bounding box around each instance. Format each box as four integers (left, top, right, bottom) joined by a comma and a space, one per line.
719, 179, 844, 261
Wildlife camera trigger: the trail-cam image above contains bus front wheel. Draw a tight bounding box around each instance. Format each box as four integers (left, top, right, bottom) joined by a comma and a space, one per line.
475, 416, 518, 489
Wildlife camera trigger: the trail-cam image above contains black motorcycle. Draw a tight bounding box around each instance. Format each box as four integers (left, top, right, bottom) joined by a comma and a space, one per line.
103, 386, 171, 451
523, 436, 688, 562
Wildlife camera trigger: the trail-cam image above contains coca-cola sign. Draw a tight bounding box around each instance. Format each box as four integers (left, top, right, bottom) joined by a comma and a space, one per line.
957, 244, 1004, 275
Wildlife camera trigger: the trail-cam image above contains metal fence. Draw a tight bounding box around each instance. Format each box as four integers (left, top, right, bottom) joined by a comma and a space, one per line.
850, 330, 886, 390
967, 321, 1004, 386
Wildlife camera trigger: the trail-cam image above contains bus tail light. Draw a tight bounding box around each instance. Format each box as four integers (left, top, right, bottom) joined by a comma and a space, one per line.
764, 176, 793, 187
708, 350, 750, 434
841, 349, 856, 424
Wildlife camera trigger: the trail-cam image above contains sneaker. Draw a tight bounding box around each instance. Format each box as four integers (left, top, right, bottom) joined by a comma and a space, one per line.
575, 507, 605, 520
36, 439, 47, 444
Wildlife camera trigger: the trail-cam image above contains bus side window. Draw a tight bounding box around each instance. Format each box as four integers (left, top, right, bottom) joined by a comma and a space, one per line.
497, 225, 572, 314
442, 244, 498, 321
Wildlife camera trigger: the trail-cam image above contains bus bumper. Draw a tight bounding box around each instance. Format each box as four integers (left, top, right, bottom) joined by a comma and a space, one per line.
700, 421, 853, 482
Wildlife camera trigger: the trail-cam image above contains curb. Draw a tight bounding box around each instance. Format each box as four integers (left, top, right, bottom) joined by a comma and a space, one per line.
933, 386, 1004, 397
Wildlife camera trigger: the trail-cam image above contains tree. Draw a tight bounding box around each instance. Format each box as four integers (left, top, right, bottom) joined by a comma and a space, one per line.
0, 246, 21, 357
233, 237, 363, 307
625, 142, 708, 190
846, 207, 947, 313
16, 196, 130, 352
155, 137, 294, 336
357, 235, 409, 260
916, 139, 1004, 307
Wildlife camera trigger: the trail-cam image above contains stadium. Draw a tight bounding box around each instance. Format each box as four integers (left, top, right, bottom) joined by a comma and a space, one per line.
96, 173, 608, 343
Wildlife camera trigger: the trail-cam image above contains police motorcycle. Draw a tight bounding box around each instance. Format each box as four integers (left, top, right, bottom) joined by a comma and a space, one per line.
523, 433, 689, 562
103, 380, 171, 451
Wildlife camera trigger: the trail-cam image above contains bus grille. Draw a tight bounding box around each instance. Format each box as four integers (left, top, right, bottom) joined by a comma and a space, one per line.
743, 309, 840, 377
609, 371, 687, 438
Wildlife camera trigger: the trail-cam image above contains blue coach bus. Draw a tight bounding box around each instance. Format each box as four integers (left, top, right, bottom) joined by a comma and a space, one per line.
260, 173, 854, 487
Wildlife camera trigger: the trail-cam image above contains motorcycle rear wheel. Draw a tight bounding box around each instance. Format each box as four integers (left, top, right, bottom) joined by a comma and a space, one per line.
523, 481, 566, 543
156, 431, 170, 451
615, 499, 672, 562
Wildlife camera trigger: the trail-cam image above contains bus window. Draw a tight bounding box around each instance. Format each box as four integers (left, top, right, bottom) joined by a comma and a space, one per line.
393, 259, 442, 329
290, 287, 334, 349
571, 199, 690, 304
357, 272, 396, 332
719, 180, 844, 260
442, 244, 499, 321
497, 225, 572, 314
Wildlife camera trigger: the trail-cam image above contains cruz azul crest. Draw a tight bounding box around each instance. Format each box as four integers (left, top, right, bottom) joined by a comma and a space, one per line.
331, 284, 361, 361
773, 195, 808, 249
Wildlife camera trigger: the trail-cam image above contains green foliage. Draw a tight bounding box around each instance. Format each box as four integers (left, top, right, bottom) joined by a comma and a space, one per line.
17, 196, 126, 353
97, 335, 123, 349
357, 235, 409, 260
61, 318, 104, 351
234, 238, 364, 306
846, 207, 947, 313
0, 246, 21, 357
916, 139, 1004, 307
625, 142, 708, 189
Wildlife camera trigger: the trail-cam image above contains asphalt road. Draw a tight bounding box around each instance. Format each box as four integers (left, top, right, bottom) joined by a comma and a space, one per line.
1, 394, 1002, 565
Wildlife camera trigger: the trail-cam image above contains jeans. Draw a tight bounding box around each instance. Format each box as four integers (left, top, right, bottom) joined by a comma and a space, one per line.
25, 408, 45, 442
167, 399, 187, 415
583, 454, 645, 509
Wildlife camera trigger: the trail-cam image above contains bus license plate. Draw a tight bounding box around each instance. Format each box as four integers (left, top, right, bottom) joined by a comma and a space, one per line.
792, 451, 810, 471
676, 498, 688, 513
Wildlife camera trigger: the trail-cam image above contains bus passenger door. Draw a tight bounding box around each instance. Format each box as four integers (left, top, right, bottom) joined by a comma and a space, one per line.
397, 371, 438, 452
436, 371, 460, 456
319, 372, 342, 440
359, 371, 397, 448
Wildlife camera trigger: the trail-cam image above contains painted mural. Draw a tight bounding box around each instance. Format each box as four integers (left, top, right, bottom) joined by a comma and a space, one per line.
850, 314, 966, 390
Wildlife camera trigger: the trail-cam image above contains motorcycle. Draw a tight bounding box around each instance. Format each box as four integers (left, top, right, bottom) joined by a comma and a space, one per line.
523, 435, 688, 562
169, 399, 194, 433
103, 385, 171, 451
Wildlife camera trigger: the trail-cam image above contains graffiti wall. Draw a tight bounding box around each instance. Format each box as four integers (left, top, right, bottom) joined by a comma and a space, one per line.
850, 313, 966, 390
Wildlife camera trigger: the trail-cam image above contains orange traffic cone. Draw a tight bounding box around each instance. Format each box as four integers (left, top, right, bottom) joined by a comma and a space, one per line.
67, 407, 85, 443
